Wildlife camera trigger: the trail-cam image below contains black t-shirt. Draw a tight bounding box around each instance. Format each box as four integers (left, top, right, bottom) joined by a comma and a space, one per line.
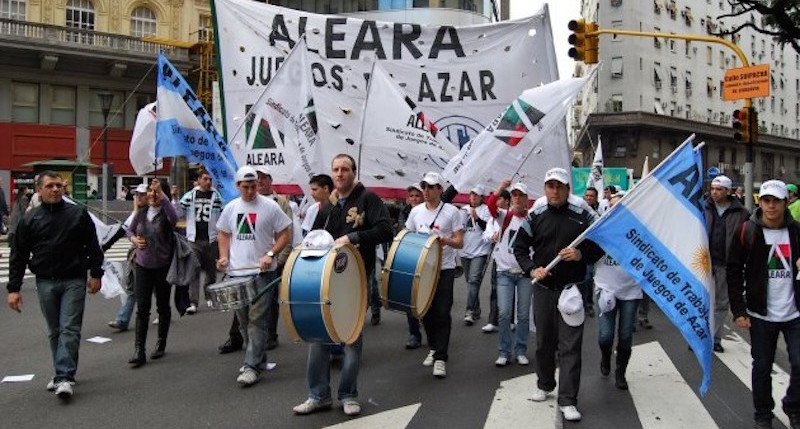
191, 190, 214, 241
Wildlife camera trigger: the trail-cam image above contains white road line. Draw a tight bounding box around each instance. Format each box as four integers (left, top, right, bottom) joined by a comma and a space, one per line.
628, 341, 718, 429
484, 372, 558, 429
323, 403, 420, 429
719, 332, 790, 428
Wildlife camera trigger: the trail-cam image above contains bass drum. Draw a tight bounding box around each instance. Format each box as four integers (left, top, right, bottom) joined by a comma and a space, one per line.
380, 230, 442, 319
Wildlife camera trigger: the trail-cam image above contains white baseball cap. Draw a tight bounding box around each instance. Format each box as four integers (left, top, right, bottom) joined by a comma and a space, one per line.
407, 183, 423, 193
711, 175, 732, 189
510, 182, 529, 195
760, 179, 788, 200
254, 165, 272, 177
421, 171, 443, 187
300, 230, 335, 258
596, 288, 616, 315
557, 285, 585, 327
470, 184, 486, 196
235, 166, 258, 183
544, 168, 570, 185
134, 184, 149, 194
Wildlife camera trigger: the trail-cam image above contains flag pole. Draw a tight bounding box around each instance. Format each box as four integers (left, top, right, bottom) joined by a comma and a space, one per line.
530, 133, 696, 284
356, 60, 378, 181
510, 140, 543, 180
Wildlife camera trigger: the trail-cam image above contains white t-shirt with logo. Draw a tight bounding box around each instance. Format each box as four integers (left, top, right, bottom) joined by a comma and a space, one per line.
594, 255, 643, 300
216, 194, 292, 276
405, 201, 463, 270
492, 209, 527, 272
459, 204, 492, 258
750, 228, 799, 322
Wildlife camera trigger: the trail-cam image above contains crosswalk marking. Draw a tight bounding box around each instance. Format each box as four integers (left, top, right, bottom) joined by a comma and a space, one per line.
0, 241, 132, 284
483, 373, 558, 429
628, 341, 718, 429
719, 332, 791, 428
323, 403, 420, 429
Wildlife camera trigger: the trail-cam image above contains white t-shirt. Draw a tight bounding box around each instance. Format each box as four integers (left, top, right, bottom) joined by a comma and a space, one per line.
459, 204, 492, 258
301, 202, 321, 234
216, 195, 292, 276
594, 255, 643, 300
492, 209, 527, 272
750, 228, 799, 322
405, 201, 463, 270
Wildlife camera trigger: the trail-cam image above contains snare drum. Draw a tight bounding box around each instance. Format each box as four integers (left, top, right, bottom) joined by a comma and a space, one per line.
207, 276, 258, 310
280, 243, 366, 345
380, 230, 442, 318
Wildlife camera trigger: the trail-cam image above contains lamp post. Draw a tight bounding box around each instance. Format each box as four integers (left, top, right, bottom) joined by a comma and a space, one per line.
98, 92, 114, 222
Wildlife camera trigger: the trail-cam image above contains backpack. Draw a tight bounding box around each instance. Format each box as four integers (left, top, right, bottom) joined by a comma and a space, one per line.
739, 220, 757, 251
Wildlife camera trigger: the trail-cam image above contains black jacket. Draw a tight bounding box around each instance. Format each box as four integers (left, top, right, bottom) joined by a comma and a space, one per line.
8, 199, 104, 293
513, 200, 604, 288
704, 196, 749, 266
727, 208, 800, 319
313, 182, 393, 272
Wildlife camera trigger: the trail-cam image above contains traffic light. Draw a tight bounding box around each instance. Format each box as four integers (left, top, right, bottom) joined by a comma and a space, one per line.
568, 20, 599, 64
732, 108, 750, 144
748, 108, 759, 144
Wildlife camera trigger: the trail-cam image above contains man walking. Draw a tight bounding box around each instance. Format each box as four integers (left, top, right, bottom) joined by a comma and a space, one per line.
460, 185, 491, 326
703, 175, 748, 352
7, 171, 104, 399
728, 180, 800, 429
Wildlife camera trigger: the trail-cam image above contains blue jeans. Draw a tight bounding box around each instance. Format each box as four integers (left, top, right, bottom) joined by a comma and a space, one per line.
462, 255, 488, 317
36, 277, 87, 383
307, 336, 363, 401
236, 271, 276, 372
497, 271, 532, 358
598, 298, 639, 354
750, 316, 800, 422
116, 294, 136, 328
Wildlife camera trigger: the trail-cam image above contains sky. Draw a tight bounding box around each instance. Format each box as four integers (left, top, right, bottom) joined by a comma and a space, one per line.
509, 1, 581, 79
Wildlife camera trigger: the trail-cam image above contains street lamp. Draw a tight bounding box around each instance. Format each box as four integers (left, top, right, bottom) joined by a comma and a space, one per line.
98, 92, 114, 222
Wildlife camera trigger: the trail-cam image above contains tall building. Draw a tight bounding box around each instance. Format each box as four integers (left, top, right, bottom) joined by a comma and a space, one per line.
570, 0, 800, 186
267, 0, 496, 23
0, 0, 211, 198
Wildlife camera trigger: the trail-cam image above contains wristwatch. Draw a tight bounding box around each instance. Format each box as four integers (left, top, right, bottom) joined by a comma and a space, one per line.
267, 250, 275, 258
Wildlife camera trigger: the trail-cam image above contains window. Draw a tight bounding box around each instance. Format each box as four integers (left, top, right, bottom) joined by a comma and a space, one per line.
685, 40, 691, 57
685, 71, 692, 95
611, 57, 623, 78
781, 98, 785, 115
719, 147, 725, 163
669, 35, 676, 52
611, 20, 622, 42
130, 6, 157, 38
66, 0, 95, 44
669, 67, 677, 90
610, 94, 623, 112
654, 62, 662, 88
706, 46, 713, 65
707, 109, 713, 123
770, 96, 775, 113
685, 104, 691, 119
50, 85, 76, 125
731, 148, 737, 165
706, 77, 714, 97
12, 82, 38, 123
198, 14, 213, 42
719, 50, 725, 69
0, 0, 26, 20
89, 90, 124, 128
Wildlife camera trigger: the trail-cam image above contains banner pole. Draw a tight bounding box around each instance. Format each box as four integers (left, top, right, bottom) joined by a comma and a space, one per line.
356, 60, 378, 181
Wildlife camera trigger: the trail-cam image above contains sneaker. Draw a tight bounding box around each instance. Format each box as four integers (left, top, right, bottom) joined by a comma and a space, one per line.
713, 343, 724, 353
107, 320, 128, 331
342, 399, 361, 416
516, 355, 530, 365
152, 317, 159, 325
481, 323, 498, 333
237, 368, 260, 386
560, 405, 582, 421
638, 318, 653, 330
186, 304, 197, 315
464, 311, 475, 326
46, 379, 74, 391
55, 381, 73, 399
265, 337, 279, 351
495, 356, 508, 367
433, 360, 446, 378
206, 300, 214, 308
293, 397, 333, 415
405, 336, 421, 350
531, 387, 549, 402
422, 350, 435, 367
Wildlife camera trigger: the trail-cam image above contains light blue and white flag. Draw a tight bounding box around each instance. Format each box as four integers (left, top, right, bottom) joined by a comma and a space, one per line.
582, 135, 714, 395
156, 53, 239, 202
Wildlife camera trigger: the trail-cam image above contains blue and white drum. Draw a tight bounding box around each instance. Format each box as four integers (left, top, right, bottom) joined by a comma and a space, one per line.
380, 230, 442, 318
280, 243, 367, 345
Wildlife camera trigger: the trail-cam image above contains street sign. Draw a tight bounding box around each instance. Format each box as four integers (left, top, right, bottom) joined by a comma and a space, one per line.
723, 64, 770, 101
707, 166, 720, 179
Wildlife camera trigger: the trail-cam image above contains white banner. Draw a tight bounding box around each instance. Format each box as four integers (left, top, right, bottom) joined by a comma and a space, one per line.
442, 76, 589, 200
214, 0, 558, 189
587, 139, 605, 198
129, 102, 162, 176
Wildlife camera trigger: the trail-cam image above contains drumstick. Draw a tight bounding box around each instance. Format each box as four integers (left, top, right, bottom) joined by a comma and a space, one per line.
224, 266, 263, 272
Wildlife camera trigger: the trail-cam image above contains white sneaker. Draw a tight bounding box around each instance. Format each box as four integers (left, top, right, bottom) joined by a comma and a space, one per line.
47, 379, 74, 391
464, 312, 475, 326
186, 304, 197, 314
55, 381, 73, 399
422, 350, 435, 366
433, 360, 446, 378
342, 399, 361, 416
516, 355, 530, 365
152, 317, 159, 325
206, 300, 214, 308
531, 387, 549, 402
293, 397, 333, 415
495, 356, 508, 367
481, 323, 497, 333
560, 405, 582, 421
237, 368, 260, 386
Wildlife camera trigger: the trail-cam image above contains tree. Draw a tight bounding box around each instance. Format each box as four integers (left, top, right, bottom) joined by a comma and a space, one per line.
714, 0, 800, 55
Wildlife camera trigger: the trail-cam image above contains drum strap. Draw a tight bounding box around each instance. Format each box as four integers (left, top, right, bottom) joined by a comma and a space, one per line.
500, 210, 514, 236
428, 202, 445, 230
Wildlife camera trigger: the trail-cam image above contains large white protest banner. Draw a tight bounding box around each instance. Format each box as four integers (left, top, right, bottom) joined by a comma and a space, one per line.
212, 0, 558, 189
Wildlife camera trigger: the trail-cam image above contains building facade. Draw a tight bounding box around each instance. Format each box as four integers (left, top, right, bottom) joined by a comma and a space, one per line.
0, 0, 212, 198
570, 0, 800, 186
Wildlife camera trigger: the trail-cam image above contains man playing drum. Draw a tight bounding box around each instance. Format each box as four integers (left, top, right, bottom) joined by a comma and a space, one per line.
405, 172, 464, 379
216, 166, 292, 386
293, 154, 393, 417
